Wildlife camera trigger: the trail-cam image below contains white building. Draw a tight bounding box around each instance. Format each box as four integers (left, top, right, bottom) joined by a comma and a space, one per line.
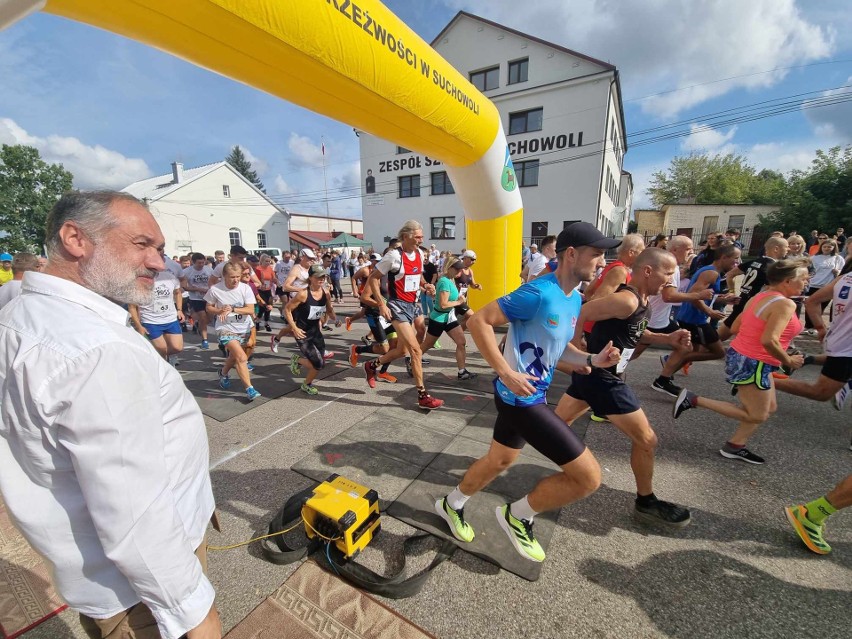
123, 161, 289, 257
357, 11, 631, 252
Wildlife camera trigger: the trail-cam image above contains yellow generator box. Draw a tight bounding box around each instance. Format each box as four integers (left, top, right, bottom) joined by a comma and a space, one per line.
303, 474, 380, 559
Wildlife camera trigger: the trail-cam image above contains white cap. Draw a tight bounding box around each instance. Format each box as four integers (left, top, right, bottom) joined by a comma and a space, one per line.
530, 244, 538, 249
369, 253, 382, 261
462, 249, 477, 259
300, 248, 317, 259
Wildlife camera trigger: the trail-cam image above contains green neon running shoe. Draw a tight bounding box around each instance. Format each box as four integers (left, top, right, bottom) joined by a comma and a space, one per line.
785, 505, 831, 555
290, 353, 300, 376
300, 382, 319, 396
435, 497, 475, 542
496, 503, 545, 562
590, 412, 610, 423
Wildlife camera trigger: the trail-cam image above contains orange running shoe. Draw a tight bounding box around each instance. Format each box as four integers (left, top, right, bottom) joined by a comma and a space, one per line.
349, 344, 359, 368
377, 371, 397, 384
682, 362, 692, 376
345, 316, 352, 331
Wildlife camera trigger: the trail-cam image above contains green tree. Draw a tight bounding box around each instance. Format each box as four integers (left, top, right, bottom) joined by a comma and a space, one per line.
0, 144, 73, 252
225, 145, 265, 193
761, 145, 852, 233
647, 152, 782, 208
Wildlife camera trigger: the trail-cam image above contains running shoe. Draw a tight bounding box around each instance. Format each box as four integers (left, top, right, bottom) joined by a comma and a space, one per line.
218, 367, 230, 390
300, 383, 319, 396
361, 335, 373, 347
805, 329, 816, 336
270, 336, 279, 353
590, 412, 610, 423
323, 350, 335, 359
345, 316, 352, 331
434, 340, 443, 350
422, 357, 431, 364
323, 324, 333, 331
167, 354, 179, 367
265, 323, 271, 332
349, 344, 359, 368
200, 339, 209, 350
785, 504, 831, 554
417, 393, 444, 410
682, 362, 691, 376
652, 377, 683, 397
634, 497, 691, 528
719, 446, 765, 464
435, 497, 475, 542
377, 371, 397, 384
246, 362, 255, 372
832, 380, 851, 411
458, 369, 477, 380
364, 361, 377, 388
673, 389, 698, 419
405, 357, 413, 378
495, 503, 545, 563
290, 353, 300, 376
246, 387, 261, 401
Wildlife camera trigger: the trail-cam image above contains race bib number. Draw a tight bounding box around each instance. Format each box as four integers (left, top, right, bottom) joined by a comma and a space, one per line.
447, 308, 457, 323
403, 274, 420, 293
378, 315, 392, 329
616, 348, 634, 374
308, 305, 324, 320
263, 280, 272, 289
458, 286, 468, 297
226, 313, 245, 322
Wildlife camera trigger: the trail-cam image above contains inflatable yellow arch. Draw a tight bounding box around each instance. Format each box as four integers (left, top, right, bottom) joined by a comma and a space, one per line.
0, 0, 523, 307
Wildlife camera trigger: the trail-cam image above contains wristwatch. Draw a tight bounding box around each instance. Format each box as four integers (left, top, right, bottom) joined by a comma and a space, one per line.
586, 354, 595, 368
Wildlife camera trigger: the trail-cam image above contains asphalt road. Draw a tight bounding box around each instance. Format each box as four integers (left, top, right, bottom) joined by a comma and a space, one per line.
27, 299, 852, 638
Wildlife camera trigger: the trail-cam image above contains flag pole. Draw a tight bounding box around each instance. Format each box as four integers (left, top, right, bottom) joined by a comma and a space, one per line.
321, 136, 330, 227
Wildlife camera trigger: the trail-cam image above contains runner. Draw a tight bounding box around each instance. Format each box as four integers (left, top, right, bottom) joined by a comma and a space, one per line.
352, 254, 401, 384
718, 236, 789, 341
785, 475, 852, 555
630, 235, 712, 362
254, 253, 275, 331
180, 252, 214, 349
434, 223, 621, 562
558, 248, 693, 527
672, 259, 810, 464
240, 264, 263, 368
363, 220, 442, 409
774, 265, 852, 409
129, 265, 184, 365
804, 239, 845, 333
652, 244, 741, 396
271, 248, 314, 352
522, 235, 556, 282
420, 257, 477, 380
274, 249, 295, 320
450, 249, 483, 331
204, 262, 261, 401
209, 244, 259, 287
178, 255, 191, 331
285, 264, 341, 395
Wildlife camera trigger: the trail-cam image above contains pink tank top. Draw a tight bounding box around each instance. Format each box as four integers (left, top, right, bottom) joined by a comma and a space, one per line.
731, 291, 802, 366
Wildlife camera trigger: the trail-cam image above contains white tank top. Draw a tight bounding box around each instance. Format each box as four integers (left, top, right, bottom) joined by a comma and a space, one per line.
825, 272, 852, 357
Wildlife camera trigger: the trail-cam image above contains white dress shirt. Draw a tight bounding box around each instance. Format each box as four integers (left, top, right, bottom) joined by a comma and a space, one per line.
0, 279, 22, 309
0, 272, 215, 639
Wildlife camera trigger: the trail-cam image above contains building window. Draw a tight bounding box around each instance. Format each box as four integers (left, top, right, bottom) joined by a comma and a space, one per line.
508, 58, 529, 84
563, 220, 581, 230
229, 228, 241, 246
509, 108, 543, 135
398, 175, 420, 198
396, 146, 411, 154
430, 171, 455, 195
531, 222, 548, 244
223, 185, 230, 198
470, 65, 499, 91
700, 216, 719, 241
431, 216, 456, 239
728, 215, 745, 232
257, 230, 268, 249
515, 159, 539, 187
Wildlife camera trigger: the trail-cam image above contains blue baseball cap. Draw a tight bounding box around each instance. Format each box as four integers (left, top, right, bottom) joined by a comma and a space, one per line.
0, 253, 12, 262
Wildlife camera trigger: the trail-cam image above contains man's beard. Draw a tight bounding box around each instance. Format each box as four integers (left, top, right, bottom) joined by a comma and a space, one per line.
81, 246, 157, 306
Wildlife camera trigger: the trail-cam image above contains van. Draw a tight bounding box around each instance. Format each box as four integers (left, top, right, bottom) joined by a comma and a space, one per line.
249, 247, 286, 259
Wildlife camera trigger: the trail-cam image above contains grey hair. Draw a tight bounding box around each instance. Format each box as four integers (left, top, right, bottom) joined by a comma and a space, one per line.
397, 219, 423, 240
45, 191, 145, 255
667, 235, 692, 251
618, 233, 645, 255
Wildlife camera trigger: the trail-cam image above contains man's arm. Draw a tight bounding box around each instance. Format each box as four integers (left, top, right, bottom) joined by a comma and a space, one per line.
366, 267, 391, 320
688, 271, 722, 317
127, 304, 146, 335
805, 276, 841, 340
282, 268, 303, 294
661, 284, 714, 304
57, 344, 216, 639
173, 287, 184, 323
569, 291, 638, 348
587, 265, 628, 301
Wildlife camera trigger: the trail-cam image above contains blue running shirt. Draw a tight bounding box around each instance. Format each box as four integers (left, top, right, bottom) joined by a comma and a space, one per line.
676, 265, 720, 325
495, 272, 582, 406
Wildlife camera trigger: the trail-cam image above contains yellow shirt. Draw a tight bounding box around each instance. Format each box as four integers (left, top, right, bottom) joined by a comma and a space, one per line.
0, 269, 13, 286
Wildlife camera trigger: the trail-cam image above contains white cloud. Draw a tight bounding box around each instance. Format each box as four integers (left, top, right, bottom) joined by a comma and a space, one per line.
239, 145, 269, 175
744, 141, 819, 174
681, 124, 738, 152
0, 117, 151, 189
272, 174, 294, 194
803, 77, 852, 140
287, 133, 324, 168
447, 0, 834, 118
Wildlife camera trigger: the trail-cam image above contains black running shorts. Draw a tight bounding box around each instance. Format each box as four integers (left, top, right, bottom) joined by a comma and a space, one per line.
564, 373, 642, 417
295, 333, 326, 370
188, 299, 207, 313
493, 395, 586, 466
426, 318, 460, 338
821, 356, 852, 383
678, 320, 720, 346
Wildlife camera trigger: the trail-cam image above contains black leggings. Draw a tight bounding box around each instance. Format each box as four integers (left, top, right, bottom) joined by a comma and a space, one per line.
493, 395, 586, 466
258, 290, 273, 322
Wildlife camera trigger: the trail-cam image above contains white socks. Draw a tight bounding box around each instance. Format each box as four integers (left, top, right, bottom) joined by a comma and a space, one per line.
510, 496, 537, 522
446, 486, 470, 511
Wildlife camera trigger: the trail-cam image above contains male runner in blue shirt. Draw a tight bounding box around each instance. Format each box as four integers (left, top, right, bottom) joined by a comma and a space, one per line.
434, 223, 621, 562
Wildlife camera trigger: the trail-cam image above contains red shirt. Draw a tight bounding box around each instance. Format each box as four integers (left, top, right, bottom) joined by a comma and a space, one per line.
582, 260, 631, 333
390, 249, 423, 304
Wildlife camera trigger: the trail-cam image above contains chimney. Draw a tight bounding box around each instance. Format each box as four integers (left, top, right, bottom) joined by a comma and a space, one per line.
171, 161, 184, 184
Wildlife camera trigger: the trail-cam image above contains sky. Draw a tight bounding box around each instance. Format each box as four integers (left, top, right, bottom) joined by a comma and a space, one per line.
1, 0, 850, 219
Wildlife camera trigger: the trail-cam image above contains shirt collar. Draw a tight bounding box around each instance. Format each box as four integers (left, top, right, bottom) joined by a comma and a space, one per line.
21, 271, 130, 326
